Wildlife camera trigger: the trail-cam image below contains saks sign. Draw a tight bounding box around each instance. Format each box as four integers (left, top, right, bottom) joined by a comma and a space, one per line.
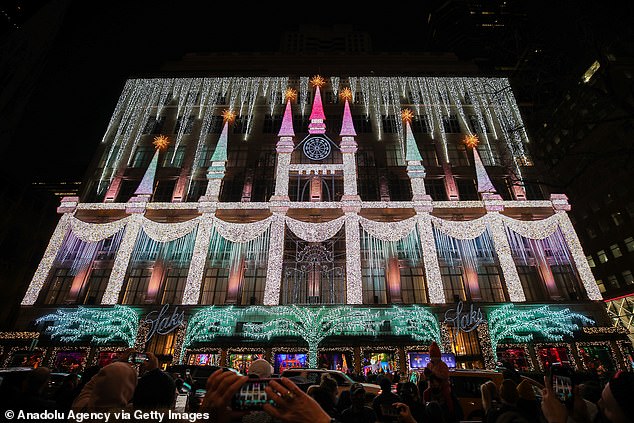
142, 304, 184, 342
443, 301, 484, 333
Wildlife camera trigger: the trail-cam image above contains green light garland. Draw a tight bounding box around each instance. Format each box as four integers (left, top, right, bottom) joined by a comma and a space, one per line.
488, 304, 594, 360
36, 305, 139, 347
182, 306, 242, 358
386, 305, 440, 345
242, 305, 379, 368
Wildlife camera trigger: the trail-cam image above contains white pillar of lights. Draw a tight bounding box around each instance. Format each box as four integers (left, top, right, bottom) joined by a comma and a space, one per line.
340, 92, 360, 201
483, 195, 526, 302
101, 213, 143, 304
181, 212, 215, 305
344, 210, 362, 304
551, 194, 603, 300
414, 201, 446, 304
271, 95, 295, 201
263, 210, 287, 305
21, 198, 76, 305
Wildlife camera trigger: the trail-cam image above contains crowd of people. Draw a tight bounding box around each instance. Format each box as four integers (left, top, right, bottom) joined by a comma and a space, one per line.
0, 343, 633, 423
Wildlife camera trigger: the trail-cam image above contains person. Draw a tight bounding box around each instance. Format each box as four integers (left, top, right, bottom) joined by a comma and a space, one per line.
399, 382, 426, 423
485, 379, 529, 423
54, 373, 80, 413
481, 380, 500, 419
422, 342, 458, 421
200, 369, 333, 423
515, 378, 540, 422
132, 351, 177, 411
247, 358, 274, 379
311, 373, 340, 419
372, 376, 401, 422
72, 361, 137, 416
541, 371, 634, 423
337, 382, 364, 414
340, 386, 377, 423
13, 367, 57, 412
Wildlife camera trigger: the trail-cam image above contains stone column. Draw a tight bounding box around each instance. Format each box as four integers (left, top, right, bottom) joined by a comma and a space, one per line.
415, 203, 445, 304
263, 210, 287, 305
101, 214, 143, 304
181, 213, 214, 305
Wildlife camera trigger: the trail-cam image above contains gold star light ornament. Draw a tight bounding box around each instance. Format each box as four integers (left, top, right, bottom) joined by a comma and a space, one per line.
340, 87, 353, 102
284, 88, 298, 102
222, 109, 236, 124
152, 135, 170, 151
463, 134, 480, 149
310, 74, 326, 88
401, 108, 414, 124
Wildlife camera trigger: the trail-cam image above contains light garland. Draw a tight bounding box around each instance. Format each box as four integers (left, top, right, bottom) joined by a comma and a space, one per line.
264, 213, 286, 305
101, 214, 142, 304
285, 215, 346, 242
242, 305, 379, 368
182, 214, 214, 305
213, 215, 273, 243
47, 346, 90, 370
69, 216, 131, 243
500, 214, 560, 240
477, 323, 496, 370
359, 216, 418, 242
3, 347, 46, 368
0, 332, 40, 340
181, 306, 242, 355
140, 215, 200, 243
430, 214, 489, 240
171, 322, 187, 364
90, 346, 128, 366
616, 341, 634, 370
583, 327, 629, 335
345, 214, 363, 304
534, 342, 578, 372
36, 305, 139, 347
488, 304, 594, 360
488, 212, 525, 301
387, 305, 440, 345
134, 320, 151, 351
496, 343, 536, 371
575, 341, 620, 371
416, 213, 445, 304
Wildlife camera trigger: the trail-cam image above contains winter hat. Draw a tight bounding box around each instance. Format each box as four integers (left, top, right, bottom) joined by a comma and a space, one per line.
429, 342, 441, 360
247, 359, 274, 378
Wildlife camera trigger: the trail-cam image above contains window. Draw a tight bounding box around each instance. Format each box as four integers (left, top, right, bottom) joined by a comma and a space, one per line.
385, 144, 404, 167
263, 115, 283, 134
597, 250, 608, 263
381, 115, 399, 133
174, 115, 195, 134
607, 275, 620, 289
611, 213, 625, 226
241, 266, 266, 305
197, 146, 214, 168
586, 227, 597, 239
596, 280, 606, 293
441, 266, 466, 303
227, 144, 249, 168
153, 180, 176, 202
524, 182, 545, 200
625, 237, 634, 252
41, 268, 74, 304
121, 269, 152, 304
468, 114, 490, 133
205, 115, 224, 134
162, 146, 186, 168
352, 115, 372, 133
411, 115, 430, 134
442, 115, 461, 133
456, 178, 478, 200
598, 219, 611, 233
160, 268, 188, 304
477, 266, 505, 302
447, 141, 470, 166
233, 117, 249, 134
131, 147, 154, 168
199, 267, 229, 304
142, 116, 166, 134
622, 270, 634, 286
587, 255, 596, 268
420, 144, 439, 167
425, 178, 447, 201
552, 265, 582, 300
517, 266, 547, 301
80, 268, 111, 305
400, 266, 427, 304
610, 244, 623, 258
362, 267, 387, 304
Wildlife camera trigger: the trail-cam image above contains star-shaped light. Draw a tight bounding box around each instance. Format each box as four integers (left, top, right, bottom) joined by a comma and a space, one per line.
152, 135, 170, 151
222, 109, 236, 123
463, 134, 480, 149
284, 88, 297, 102
401, 108, 414, 124
340, 87, 353, 102
310, 75, 326, 88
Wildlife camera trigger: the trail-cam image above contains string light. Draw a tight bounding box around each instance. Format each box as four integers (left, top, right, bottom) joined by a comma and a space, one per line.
387, 305, 440, 345
3, 347, 46, 368
0, 332, 40, 340
488, 304, 594, 360
575, 341, 621, 371
496, 343, 536, 371
534, 342, 578, 371
36, 305, 139, 347
47, 346, 91, 371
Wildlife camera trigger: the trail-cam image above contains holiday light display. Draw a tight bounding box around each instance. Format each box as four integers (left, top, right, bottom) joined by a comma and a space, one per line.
488, 304, 594, 359
36, 305, 139, 347
386, 305, 440, 345
181, 306, 242, 358
242, 305, 379, 368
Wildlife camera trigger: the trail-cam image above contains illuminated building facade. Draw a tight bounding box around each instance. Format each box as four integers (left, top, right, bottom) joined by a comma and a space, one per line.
3, 73, 630, 377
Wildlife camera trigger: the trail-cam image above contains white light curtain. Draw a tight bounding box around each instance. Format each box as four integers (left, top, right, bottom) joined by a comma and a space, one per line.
284, 215, 347, 242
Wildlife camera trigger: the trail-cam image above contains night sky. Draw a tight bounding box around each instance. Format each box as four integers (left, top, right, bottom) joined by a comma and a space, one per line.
2, 1, 631, 185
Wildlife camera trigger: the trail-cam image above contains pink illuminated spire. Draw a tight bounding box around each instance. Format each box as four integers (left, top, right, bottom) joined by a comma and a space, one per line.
277, 97, 295, 137
339, 88, 357, 137
308, 75, 326, 134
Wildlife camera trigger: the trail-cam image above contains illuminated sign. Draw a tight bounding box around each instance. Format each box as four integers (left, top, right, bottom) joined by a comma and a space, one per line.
443, 301, 484, 333
143, 304, 184, 342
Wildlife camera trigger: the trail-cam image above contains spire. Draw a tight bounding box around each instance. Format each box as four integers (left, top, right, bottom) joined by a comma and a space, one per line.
210, 110, 235, 162
402, 109, 423, 162
308, 75, 326, 134
277, 89, 296, 137
339, 88, 357, 137
464, 134, 496, 193
134, 134, 169, 196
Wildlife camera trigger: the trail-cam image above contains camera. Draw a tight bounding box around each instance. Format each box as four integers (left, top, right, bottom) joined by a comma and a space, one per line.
128, 352, 149, 364
549, 363, 573, 403
231, 378, 276, 411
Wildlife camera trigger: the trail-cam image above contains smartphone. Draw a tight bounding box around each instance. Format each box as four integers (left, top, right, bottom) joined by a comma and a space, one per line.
231, 378, 276, 411
380, 403, 401, 417
550, 364, 573, 403
128, 352, 148, 364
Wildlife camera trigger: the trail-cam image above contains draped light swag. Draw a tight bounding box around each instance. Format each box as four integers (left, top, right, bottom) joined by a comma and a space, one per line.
430, 214, 490, 240
139, 215, 201, 243
284, 215, 347, 242
358, 216, 418, 242
69, 216, 131, 243
500, 213, 560, 240
213, 215, 273, 243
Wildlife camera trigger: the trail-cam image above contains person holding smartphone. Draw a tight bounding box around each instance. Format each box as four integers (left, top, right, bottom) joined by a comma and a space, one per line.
132, 351, 177, 412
